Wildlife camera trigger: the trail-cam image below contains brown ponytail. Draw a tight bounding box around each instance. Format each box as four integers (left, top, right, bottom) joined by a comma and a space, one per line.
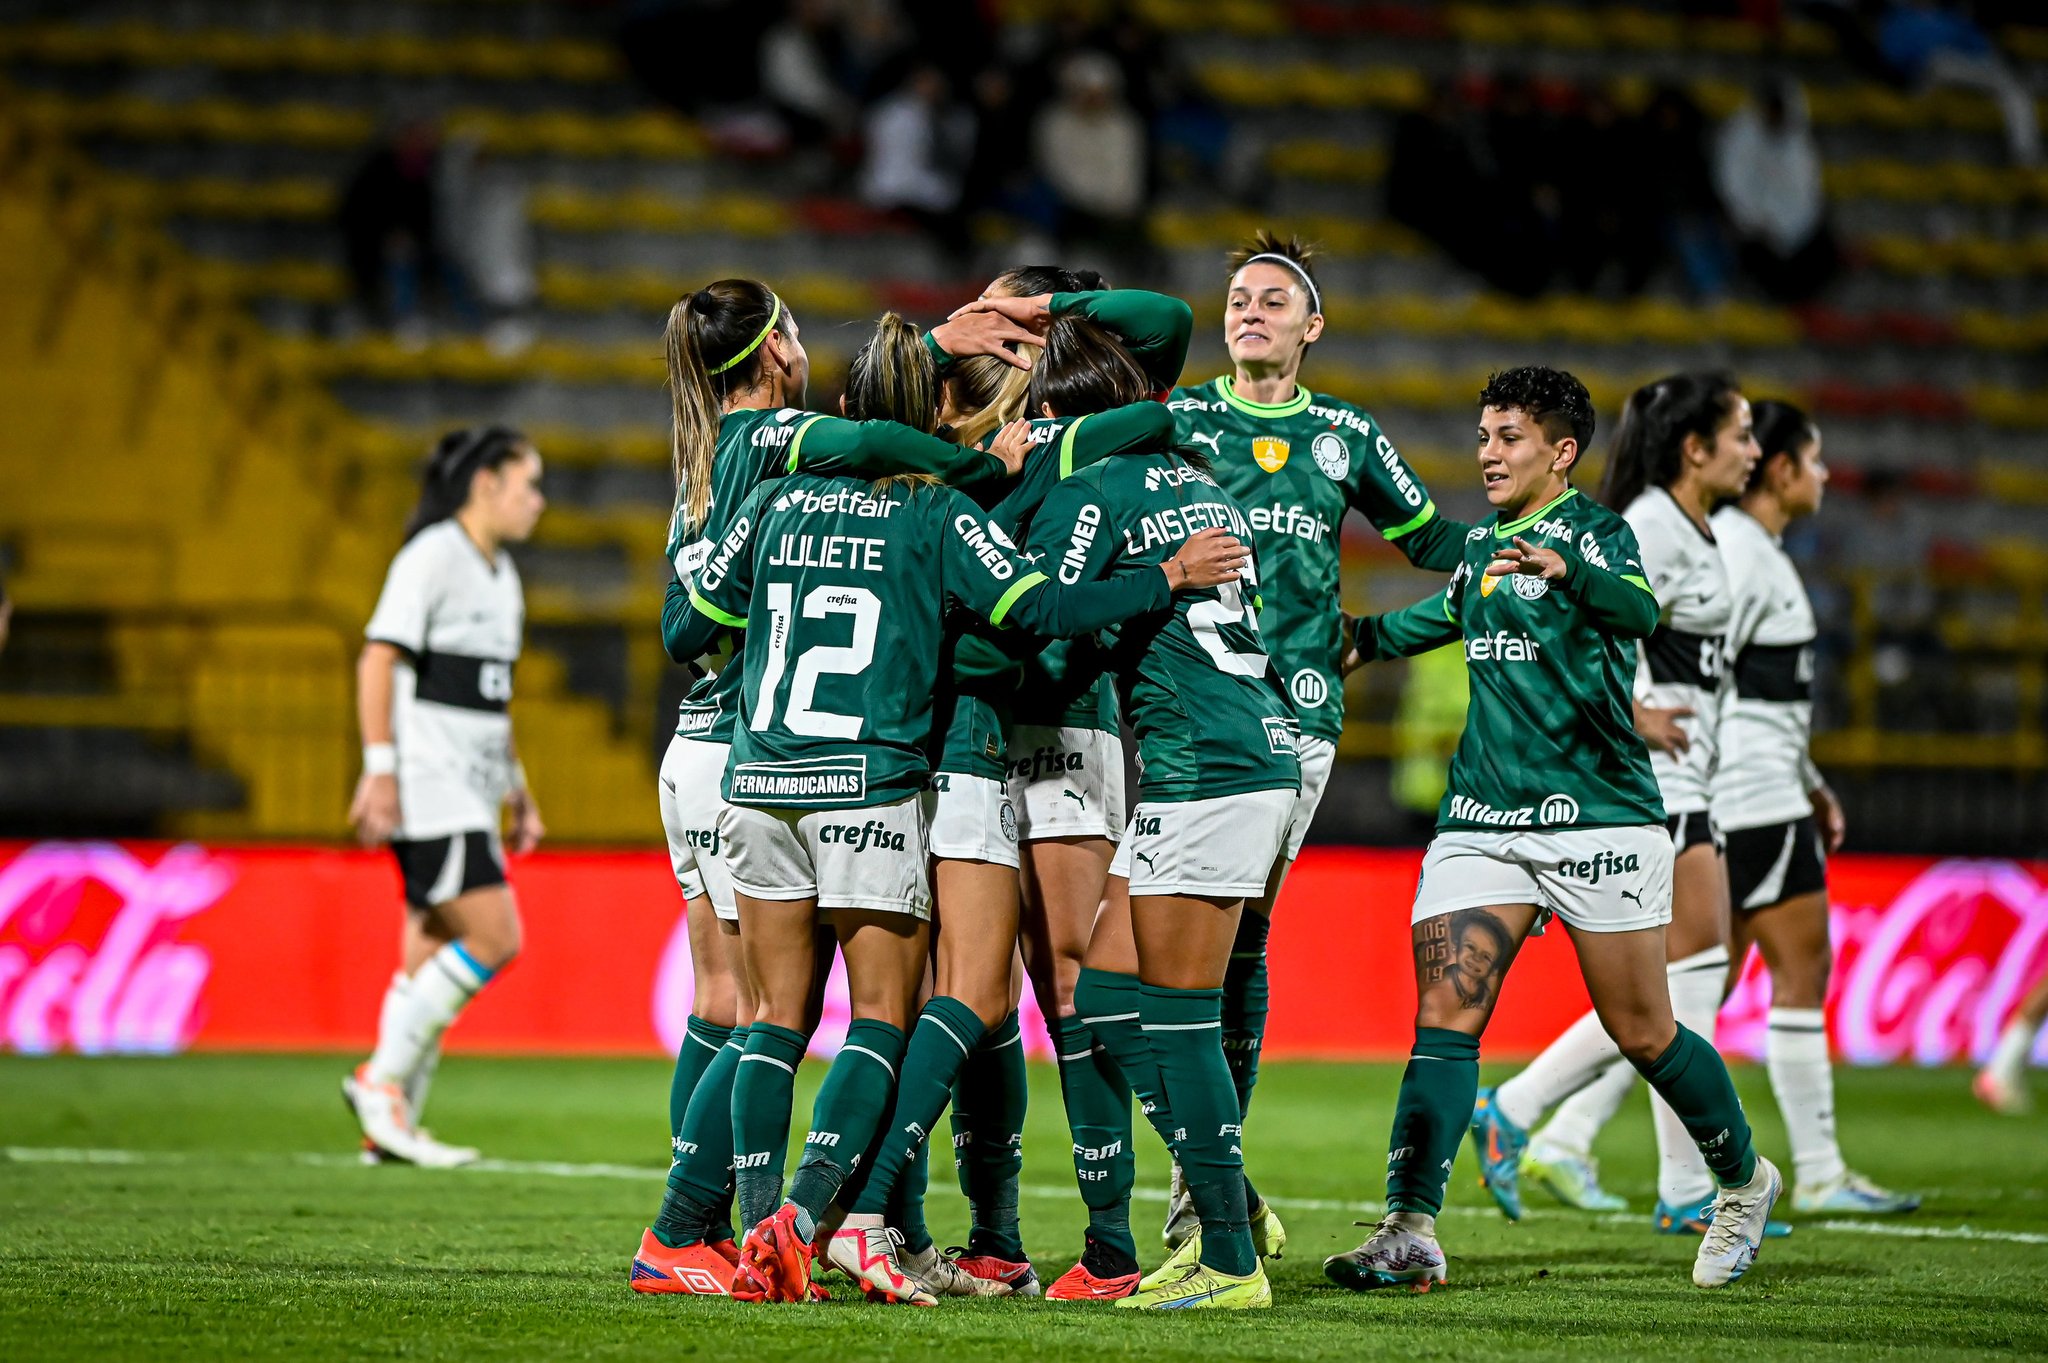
946, 346, 1040, 448
844, 312, 939, 434
663, 278, 783, 533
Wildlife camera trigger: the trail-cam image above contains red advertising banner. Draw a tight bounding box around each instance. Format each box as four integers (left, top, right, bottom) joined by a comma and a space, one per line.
2, 840, 2045, 1064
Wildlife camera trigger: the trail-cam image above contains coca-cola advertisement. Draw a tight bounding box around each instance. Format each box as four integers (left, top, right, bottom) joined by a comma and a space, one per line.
2, 839, 2044, 1064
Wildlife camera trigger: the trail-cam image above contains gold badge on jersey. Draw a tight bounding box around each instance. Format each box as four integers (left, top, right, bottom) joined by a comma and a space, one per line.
1479, 571, 1500, 598
1253, 437, 1290, 473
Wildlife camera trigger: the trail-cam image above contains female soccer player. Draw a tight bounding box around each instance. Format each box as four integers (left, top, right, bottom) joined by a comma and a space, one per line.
1327, 366, 1781, 1294
1470, 372, 1765, 1233
1147, 230, 1470, 1255
669, 325, 1241, 1306
1009, 315, 1303, 1311
1716, 401, 1915, 1213
1980, 971, 2048, 1114
630, 281, 1031, 1297
344, 426, 547, 1167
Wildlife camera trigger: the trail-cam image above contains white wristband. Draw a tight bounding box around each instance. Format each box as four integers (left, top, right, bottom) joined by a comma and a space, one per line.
509, 760, 529, 792
362, 743, 397, 777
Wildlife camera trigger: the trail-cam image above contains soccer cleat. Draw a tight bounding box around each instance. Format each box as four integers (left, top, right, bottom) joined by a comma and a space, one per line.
1792, 1170, 1921, 1215
1655, 1193, 1792, 1238
944, 1247, 1040, 1297
900, 1244, 1015, 1298
734, 1205, 814, 1303
1046, 1236, 1142, 1301
1522, 1145, 1627, 1212
1115, 1261, 1271, 1310
1137, 1233, 1200, 1292
1323, 1218, 1448, 1293
1974, 1067, 2031, 1116
1693, 1156, 1783, 1288
342, 1064, 424, 1164
819, 1223, 935, 1306
1139, 1194, 1286, 1291
1162, 1161, 1198, 1251
1468, 1086, 1528, 1221
629, 1228, 736, 1295
708, 1238, 741, 1266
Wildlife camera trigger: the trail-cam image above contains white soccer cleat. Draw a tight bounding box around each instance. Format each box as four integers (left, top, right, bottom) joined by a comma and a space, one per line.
820, 1222, 937, 1306
1974, 1067, 2031, 1116
1323, 1217, 1448, 1293
1693, 1156, 1783, 1288
900, 1243, 1013, 1298
343, 1064, 426, 1164
1792, 1169, 1919, 1215
1162, 1160, 1199, 1251
408, 1129, 482, 1168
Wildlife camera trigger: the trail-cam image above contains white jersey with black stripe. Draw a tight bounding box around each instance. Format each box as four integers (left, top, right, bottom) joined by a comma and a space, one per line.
1710, 506, 1818, 832
364, 519, 525, 839
1623, 488, 1730, 815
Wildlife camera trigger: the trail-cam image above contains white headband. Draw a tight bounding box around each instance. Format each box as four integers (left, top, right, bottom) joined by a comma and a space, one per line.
1236, 252, 1322, 318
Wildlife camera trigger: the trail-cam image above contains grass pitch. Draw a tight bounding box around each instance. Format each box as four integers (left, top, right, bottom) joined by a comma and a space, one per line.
2, 1054, 2044, 1361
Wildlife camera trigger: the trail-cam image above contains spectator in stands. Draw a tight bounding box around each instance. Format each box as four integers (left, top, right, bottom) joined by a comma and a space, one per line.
760, 0, 857, 150
1475, 74, 1568, 297
338, 119, 445, 347
962, 67, 1058, 241
1713, 80, 1842, 304
860, 64, 975, 262
437, 138, 537, 357
1877, 0, 2039, 166
1640, 84, 1734, 299
1033, 52, 1148, 269
1385, 77, 1489, 276
1559, 89, 1660, 297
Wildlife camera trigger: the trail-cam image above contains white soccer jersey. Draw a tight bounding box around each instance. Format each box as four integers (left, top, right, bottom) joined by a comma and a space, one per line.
364, 519, 525, 840
1623, 488, 1731, 815
1710, 506, 1821, 831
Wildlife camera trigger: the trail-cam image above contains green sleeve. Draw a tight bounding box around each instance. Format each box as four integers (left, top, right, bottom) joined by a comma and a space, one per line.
660, 574, 724, 664
1558, 523, 1659, 638
1056, 402, 1176, 478
1357, 595, 1464, 661
1341, 414, 1470, 571
923, 330, 954, 377
789, 414, 1005, 487
939, 489, 1167, 637
680, 483, 763, 636
1021, 475, 1122, 586
1050, 290, 1193, 391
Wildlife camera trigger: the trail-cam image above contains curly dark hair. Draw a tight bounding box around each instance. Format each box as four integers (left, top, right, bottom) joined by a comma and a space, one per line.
1477, 366, 1596, 454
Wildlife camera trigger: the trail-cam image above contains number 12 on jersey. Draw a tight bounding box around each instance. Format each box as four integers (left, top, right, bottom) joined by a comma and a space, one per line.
750, 583, 878, 739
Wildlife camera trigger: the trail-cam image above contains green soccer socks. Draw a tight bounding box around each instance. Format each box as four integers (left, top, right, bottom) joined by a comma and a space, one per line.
1386, 1027, 1481, 1217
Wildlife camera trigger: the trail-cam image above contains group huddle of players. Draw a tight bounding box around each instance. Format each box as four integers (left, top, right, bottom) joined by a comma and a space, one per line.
346, 228, 1915, 1313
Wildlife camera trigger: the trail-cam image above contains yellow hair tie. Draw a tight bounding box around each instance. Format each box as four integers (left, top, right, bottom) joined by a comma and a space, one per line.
708, 295, 782, 375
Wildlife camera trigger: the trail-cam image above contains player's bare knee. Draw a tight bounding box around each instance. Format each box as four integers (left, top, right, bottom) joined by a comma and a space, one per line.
1607, 1015, 1675, 1065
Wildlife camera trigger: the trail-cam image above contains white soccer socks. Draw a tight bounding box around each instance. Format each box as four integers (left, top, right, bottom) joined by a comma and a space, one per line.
1765, 1007, 1846, 1189
367, 944, 494, 1089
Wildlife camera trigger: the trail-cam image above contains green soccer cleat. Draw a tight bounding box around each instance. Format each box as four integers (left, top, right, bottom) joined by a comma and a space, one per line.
1523, 1145, 1627, 1212
1116, 1261, 1271, 1310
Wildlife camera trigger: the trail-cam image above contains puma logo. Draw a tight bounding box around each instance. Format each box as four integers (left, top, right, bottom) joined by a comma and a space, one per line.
1620, 889, 1644, 908
1061, 789, 1087, 809
1135, 851, 1157, 870
1187, 432, 1222, 455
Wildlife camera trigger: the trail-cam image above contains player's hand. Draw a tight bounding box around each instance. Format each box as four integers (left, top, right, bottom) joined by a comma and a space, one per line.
1485, 536, 1567, 580
948, 293, 1053, 333
987, 419, 1034, 475
1812, 782, 1847, 853
1339, 612, 1366, 676
1633, 700, 1693, 755
507, 787, 546, 855
349, 772, 401, 848
929, 307, 1041, 371
1165, 527, 1250, 591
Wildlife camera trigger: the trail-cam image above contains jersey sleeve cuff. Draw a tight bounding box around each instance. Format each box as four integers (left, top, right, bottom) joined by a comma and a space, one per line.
687, 585, 747, 629
989, 571, 1048, 626
1382, 500, 1437, 541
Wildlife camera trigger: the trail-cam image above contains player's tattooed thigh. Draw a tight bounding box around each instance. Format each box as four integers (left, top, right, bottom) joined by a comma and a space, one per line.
1414, 908, 1517, 1011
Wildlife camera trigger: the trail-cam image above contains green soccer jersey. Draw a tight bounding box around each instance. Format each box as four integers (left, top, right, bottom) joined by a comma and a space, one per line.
1355, 487, 1665, 832
679, 472, 1171, 810
660, 408, 1008, 745
1025, 452, 1301, 803
1168, 376, 1469, 742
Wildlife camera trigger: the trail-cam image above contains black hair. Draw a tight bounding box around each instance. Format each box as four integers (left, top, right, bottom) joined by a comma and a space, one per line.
1448, 908, 1514, 961
1598, 371, 1742, 511
992, 264, 1109, 297
403, 426, 530, 541
1027, 315, 1151, 421
1745, 399, 1818, 496
1477, 366, 1596, 454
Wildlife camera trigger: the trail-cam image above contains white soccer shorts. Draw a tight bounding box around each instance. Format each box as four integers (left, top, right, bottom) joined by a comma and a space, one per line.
1412, 825, 1675, 934
719, 795, 932, 918
923, 772, 1020, 868
1006, 725, 1126, 842
1107, 787, 1295, 899
1282, 734, 1338, 862
658, 735, 737, 921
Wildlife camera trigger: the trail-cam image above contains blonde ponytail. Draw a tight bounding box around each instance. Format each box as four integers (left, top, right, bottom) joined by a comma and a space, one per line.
663, 278, 784, 533
947, 344, 1040, 448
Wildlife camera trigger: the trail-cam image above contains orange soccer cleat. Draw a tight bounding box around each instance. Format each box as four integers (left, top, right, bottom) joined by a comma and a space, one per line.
629, 1229, 736, 1295
733, 1205, 815, 1304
